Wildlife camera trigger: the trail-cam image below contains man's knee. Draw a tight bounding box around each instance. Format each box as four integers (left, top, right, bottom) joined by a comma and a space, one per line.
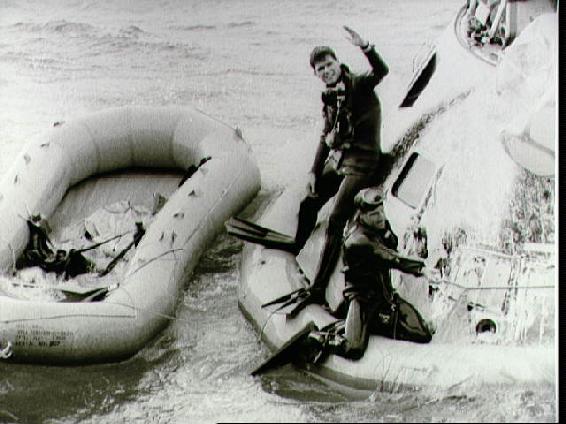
342, 297, 370, 357
326, 332, 365, 360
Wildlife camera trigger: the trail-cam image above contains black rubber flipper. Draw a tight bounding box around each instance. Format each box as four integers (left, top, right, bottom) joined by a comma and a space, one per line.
226, 226, 297, 252
251, 321, 318, 376
226, 222, 293, 243
229, 217, 292, 239
225, 217, 297, 253
261, 287, 308, 309
227, 217, 294, 241
286, 287, 325, 319
261, 287, 326, 319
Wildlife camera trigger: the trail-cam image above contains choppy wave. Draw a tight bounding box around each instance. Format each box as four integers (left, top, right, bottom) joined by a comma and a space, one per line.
11, 20, 96, 34
1, 18, 208, 77
226, 20, 255, 28
170, 24, 217, 31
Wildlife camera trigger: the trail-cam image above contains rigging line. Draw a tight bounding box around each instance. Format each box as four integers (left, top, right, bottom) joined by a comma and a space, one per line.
4, 272, 198, 326
105, 301, 198, 325
0, 302, 194, 326
126, 249, 184, 277
120, 250, 208, 320
109, 259, 199, 325
258, 306, 280, 344
431, 280, 555, 291
430, 279, 555, 316
190, 106, 241, 134
0, 311, 136, 324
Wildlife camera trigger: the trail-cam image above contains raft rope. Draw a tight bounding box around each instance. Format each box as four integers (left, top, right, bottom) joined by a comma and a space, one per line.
429, 279, 555, 292
126, 249, 183, 277
427, 276, 556, 331
0, 295, 194, 325
258, 305, 283, 344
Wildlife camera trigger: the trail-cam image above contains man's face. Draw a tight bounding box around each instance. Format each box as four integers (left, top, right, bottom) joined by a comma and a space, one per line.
365, 206, 386, 230
313, 54, 341, 86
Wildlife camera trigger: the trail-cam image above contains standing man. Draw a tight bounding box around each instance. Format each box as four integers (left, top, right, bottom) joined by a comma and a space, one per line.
290, 26, 390, 315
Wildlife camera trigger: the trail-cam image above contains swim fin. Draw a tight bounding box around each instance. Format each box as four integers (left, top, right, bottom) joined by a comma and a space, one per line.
225, 217, 297, 253
251, 321, 318, 376
262, 287, 308, 309
285, 287, 326, 319
261, 286, 325, 318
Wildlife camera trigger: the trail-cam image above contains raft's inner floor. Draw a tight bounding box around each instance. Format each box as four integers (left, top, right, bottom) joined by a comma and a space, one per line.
50, 169, 183, 234
0, 169, 184, 301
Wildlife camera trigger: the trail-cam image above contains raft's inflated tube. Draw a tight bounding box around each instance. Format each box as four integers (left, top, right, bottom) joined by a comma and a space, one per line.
0, 106, 260, 364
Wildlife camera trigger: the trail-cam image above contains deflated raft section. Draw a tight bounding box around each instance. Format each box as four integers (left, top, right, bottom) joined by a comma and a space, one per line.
0, 106, 260, 364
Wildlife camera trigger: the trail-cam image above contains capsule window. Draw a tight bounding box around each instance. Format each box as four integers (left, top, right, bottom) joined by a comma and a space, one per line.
400, 52, 437, 108
391, 152, 437, 209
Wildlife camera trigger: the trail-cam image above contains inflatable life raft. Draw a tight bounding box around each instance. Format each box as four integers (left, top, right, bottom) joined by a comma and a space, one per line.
0, 106, 260, 364
239, 186, 555, 391
238, 2, 555, 391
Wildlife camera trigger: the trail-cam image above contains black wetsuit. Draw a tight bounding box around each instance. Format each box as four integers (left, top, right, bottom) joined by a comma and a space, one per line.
336, 219, 431, 359
294, 44, 389, 294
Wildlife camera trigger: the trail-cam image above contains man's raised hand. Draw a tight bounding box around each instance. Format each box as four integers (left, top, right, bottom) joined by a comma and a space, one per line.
344, 25, 368, 48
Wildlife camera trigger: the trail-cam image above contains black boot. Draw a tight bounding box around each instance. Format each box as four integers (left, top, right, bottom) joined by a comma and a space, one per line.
311, 229, 343, 291
286, 230, 342, 319
294, 196, 323, 253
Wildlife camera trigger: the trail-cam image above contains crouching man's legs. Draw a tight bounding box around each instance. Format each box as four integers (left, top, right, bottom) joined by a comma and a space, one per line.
303, 289, 381, 362
341, 297, 375, 359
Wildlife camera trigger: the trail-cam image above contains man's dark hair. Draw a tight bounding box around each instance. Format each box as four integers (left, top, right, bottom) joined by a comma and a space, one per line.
309, 46, 337, 69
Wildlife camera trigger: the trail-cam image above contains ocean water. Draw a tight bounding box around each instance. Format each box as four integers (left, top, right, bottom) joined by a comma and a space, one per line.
0, 1, 556, 423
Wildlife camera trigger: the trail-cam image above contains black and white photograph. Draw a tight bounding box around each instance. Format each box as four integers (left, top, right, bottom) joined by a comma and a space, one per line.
0, 0, 557, 422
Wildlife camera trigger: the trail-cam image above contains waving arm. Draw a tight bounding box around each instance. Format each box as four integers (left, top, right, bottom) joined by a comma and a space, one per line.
344, 25, 389, 88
